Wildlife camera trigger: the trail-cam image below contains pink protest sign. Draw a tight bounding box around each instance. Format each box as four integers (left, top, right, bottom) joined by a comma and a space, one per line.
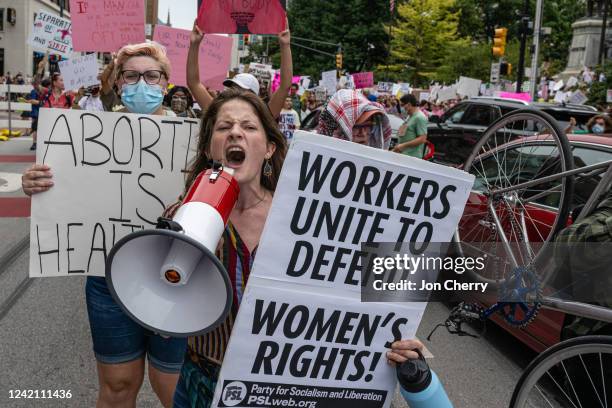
153, 26, 233, 90
352, 72, 374, 89
270, 72, 301, 93
197, 0, 286, 34
499, 91, 531, 102
69, 0, 146, 52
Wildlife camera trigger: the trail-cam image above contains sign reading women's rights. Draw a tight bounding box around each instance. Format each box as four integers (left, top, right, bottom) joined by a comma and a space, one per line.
29, 109, 198, 278
69, 0, 146, 52
213, 132, 475, 407
197, 0, 287, 34
28, 10, 73, 58
153, 25, 233, 89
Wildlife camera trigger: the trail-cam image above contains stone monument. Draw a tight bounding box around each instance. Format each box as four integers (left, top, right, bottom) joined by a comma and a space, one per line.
562, 0, 611, 78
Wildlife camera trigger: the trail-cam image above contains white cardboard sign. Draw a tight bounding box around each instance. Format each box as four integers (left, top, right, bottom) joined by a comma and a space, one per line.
321, 70, 338, 95
29, 109, 199, 277
29, 10, 73, 58
213, 132, 475, 407
58, 54, 100, 90
456, 76, 482, 98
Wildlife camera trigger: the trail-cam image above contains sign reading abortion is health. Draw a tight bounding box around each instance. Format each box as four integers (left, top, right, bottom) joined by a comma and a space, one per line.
213, 132, 475, 407
29, 109, 198, 278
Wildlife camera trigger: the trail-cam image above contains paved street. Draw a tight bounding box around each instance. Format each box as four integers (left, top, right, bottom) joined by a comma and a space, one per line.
0, 135, 533, 407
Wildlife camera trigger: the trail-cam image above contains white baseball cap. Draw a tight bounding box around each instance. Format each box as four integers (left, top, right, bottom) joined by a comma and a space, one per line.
223, 73, 260, 95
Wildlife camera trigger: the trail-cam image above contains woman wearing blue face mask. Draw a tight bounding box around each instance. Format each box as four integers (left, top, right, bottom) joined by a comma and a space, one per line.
566, 114, 612, 135
21, 42, 185, 408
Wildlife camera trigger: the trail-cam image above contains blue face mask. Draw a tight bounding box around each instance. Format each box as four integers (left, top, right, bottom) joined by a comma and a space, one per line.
592, 124, 605, 134
121, 80, 164, 114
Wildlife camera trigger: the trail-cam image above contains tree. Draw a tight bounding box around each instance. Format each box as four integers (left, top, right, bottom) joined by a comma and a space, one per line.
246, 0, 392, 81
387, 0, 462, 86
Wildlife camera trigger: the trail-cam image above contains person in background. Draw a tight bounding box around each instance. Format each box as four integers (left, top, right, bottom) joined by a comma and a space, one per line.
289, 83, 302, 120
75, 85, 105, 112
41, 73, 74, 109
419, 100, 431, 118
187, 20, 293, 119
23, 42, 184, 408
393, 94, 428, 158
566, 115, 612, 135
316, 89, 391, 149
25, 77, 42, 150
278, 96, 301, 142
165, 85, 197, 118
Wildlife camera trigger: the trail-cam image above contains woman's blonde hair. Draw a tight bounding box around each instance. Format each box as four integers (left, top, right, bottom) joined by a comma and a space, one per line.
114, 42, 171, 80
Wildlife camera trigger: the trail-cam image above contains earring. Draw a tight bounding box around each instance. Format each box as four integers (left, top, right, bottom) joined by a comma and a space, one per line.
263, 158, 273, 178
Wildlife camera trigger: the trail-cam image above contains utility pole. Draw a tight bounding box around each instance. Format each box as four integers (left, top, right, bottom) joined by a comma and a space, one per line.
599, 0, 610, 67
516, 0, 530, 93
529, 0, 543, 101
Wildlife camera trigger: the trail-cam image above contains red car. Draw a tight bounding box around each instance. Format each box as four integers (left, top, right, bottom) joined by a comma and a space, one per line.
457, 134, 612, 352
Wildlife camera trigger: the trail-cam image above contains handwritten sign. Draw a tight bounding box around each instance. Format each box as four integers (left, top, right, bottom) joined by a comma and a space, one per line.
377, 82, 393, 94
271, 72, 301, 93
28, 10, 73, 58
351, 72, 374, 89
69, 0, 146, 52
197, 0, 287, 34
321, 70, 337, 95
58, 54, 100, 90
30, 109, 198, 277
153, 26, 233, 89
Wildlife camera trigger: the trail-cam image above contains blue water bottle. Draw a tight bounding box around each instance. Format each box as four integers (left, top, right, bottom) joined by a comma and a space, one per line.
397, 349, 453, 408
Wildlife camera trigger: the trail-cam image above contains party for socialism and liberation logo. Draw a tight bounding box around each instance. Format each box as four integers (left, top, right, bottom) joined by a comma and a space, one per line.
222, 381, 247, 406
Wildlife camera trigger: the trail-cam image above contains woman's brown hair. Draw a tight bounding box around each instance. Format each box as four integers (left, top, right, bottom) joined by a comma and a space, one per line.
587, 114, 612, 133
185, 88, 287, 193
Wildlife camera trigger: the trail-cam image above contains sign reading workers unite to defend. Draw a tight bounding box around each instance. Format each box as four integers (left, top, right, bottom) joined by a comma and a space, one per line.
213, 132, 475, 407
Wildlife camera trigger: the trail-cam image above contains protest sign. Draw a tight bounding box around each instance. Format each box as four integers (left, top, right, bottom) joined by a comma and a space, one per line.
197, 0, 287, 34
498, 91, 531, 102
554, 91, 567, 104
553, 80, 565, 91
321, 70, 337, 95
69, 0, 145, 52
154, 26, 233, 89
314, 87, 328, 103
213, 132, 475, 407
30, 109, 198, 277
607, 89, 612, 103
271, 73, 301, 93
436, 86, 457, 102
565, 76, 578, 90
377, 82, 393, 94
28, 10, 73, 58
418, 92, 430, 102
352, 72, 374, 89
569, 90, 588, 105
58, 54, 100, 90
456, 76, 482, 98
301, 77, 311, 90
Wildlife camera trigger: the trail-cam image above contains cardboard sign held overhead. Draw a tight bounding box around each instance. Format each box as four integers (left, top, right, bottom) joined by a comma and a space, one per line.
352, 72, 374, 89
197, 0, 287, 34
28, 10, 73, 58
153, 26, 233, 89
58, 54, 100, 90
69, 0, 145, 52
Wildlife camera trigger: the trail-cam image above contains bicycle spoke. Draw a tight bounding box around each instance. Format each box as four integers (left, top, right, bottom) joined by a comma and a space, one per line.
534, 384, 555, 408
561, 360, 583, 408
546, 370, 579, 408
579, 354, 604, 407
600, 353, 607, 408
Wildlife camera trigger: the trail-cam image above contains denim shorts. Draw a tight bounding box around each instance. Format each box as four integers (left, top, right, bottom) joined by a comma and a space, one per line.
85, 276, 187, 373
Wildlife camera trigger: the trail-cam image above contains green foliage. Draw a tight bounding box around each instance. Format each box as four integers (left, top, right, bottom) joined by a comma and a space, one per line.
587, 61, 612, 107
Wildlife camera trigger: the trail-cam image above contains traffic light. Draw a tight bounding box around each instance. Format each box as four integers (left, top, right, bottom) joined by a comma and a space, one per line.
492, 28, 508, 57
336, 53, 343, 70
500, 62, 512, 76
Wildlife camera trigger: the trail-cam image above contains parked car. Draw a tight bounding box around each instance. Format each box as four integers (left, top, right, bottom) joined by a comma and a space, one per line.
428, 97, 601, 166
457, 133, 612, 352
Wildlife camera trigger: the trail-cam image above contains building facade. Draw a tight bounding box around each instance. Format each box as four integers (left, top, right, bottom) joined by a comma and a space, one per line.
0, 0, 72, 76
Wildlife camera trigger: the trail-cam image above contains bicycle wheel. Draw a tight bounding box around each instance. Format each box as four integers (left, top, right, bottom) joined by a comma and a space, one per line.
457, 109, 574, 288
510, 335, 612, 408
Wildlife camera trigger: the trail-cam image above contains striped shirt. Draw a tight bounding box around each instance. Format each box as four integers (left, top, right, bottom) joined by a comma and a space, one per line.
188, 222, 255, 365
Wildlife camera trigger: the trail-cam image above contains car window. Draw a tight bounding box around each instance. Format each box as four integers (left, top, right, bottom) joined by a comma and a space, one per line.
571, 145, 612, 207
541, 110, 594, 133
443, 104, 469, 124
461, 105, 499, 127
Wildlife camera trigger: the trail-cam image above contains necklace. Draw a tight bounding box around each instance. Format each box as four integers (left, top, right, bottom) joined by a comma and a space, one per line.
236, 193, 267, 211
